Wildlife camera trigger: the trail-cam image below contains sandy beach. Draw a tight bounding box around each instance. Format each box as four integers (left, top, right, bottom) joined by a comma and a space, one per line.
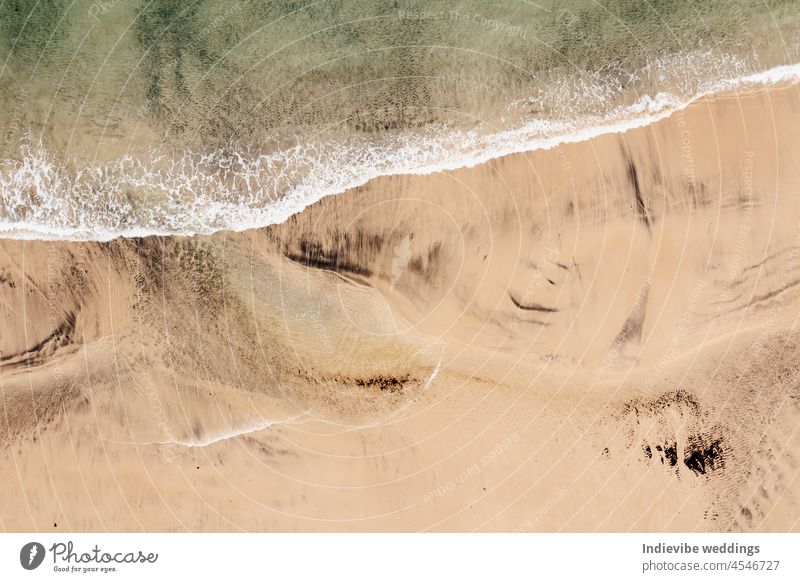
0, 80, 799, 531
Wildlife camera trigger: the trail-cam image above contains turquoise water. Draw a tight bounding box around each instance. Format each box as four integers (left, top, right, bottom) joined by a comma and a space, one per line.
0, 0, 799, 239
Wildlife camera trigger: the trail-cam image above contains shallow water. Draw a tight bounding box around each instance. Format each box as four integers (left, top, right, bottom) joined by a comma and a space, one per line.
1, 0, 799, 239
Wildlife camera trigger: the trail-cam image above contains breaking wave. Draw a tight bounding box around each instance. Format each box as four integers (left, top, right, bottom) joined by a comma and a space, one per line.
1, 57, 799, 242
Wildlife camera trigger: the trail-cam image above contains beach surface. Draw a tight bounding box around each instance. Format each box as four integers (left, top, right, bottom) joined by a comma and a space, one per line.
2, 81, 800, 531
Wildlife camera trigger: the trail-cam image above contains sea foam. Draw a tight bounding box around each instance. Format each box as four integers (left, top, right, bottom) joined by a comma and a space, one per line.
1, 61, 799, 242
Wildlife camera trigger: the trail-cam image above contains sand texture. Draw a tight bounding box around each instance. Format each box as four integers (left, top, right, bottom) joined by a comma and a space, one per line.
2, 83, 800, 531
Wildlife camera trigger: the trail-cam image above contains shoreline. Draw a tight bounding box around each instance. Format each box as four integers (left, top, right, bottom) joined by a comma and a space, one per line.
2, 61, 800, 242
0, 79, 799, 531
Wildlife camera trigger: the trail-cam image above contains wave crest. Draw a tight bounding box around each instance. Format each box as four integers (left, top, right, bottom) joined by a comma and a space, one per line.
2, 58, 799, 241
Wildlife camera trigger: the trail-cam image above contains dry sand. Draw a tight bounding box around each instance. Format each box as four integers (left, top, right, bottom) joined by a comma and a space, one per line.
2, 83, 800, 531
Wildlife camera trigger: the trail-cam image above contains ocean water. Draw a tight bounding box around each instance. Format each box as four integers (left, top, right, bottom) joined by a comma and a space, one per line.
1, 0, 799, 240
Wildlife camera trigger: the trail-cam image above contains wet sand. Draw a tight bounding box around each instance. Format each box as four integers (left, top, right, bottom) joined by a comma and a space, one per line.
1, 83, 800, 531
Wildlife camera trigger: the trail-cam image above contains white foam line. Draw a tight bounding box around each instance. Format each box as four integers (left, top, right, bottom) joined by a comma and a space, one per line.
319, 62, 800, 180
104, 413, 308, 449
208, 61, 800, 235
2, 62, 799, 242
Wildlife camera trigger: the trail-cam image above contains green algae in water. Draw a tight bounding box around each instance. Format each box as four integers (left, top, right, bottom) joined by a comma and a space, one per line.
0, 0, 799, 239
0, 0, 797, 144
